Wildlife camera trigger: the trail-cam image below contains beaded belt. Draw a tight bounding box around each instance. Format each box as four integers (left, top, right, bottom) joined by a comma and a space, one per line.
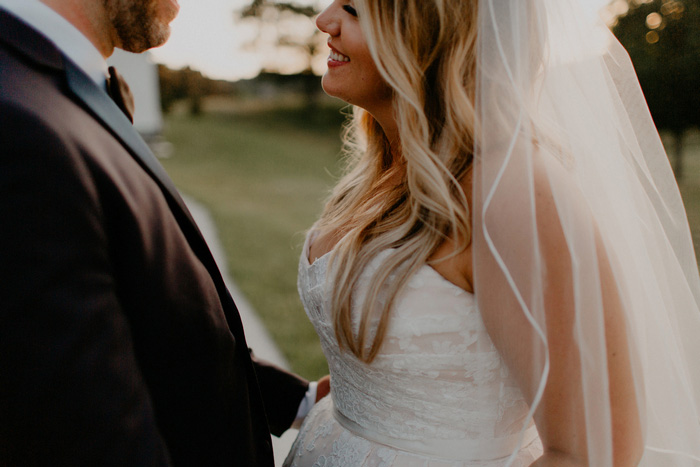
333, 406, 539, 462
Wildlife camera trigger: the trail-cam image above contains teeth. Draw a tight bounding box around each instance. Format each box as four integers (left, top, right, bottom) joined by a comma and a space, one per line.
329, 50, 350, 62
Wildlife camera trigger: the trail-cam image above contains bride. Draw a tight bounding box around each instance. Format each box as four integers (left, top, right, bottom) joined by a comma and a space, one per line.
285, 0, 700, 465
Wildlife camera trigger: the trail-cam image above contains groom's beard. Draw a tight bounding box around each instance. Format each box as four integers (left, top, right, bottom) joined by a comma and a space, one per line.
105, 0, 173, 53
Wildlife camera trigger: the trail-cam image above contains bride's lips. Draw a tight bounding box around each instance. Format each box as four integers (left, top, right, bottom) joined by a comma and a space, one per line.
327, 43, 350, 68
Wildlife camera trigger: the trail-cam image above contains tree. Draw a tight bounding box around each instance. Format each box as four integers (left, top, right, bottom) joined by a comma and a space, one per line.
238, 1, 327, 107
612, 0, 700, 179
158, 65, 237, 115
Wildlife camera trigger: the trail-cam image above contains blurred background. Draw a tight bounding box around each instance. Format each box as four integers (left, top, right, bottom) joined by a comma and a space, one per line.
113, 0, 700, 382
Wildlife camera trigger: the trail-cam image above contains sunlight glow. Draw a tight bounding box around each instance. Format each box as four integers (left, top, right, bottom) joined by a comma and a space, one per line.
150, 0, 612, 82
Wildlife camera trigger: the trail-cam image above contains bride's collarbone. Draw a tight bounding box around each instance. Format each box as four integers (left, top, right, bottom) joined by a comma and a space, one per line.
428, 242, 474, 293
307, 230, 343, 266
309, 231, 474, 294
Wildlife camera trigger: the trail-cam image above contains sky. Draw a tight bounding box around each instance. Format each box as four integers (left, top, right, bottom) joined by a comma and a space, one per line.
149, 0, 615, 82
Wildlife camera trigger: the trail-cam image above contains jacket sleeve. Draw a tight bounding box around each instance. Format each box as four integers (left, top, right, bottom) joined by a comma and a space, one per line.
0, 102, 172, 466
251, 355, 310, 437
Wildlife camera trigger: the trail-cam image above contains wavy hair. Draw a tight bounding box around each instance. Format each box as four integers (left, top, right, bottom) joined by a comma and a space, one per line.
314, 0, 479, 362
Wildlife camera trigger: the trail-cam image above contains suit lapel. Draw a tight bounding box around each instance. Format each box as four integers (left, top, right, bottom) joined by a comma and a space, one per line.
65, 63, 247, 332
65, 54, 250, 341
0, 8, 198, 234
1, 8, 250, 342
63, 61, 200, 229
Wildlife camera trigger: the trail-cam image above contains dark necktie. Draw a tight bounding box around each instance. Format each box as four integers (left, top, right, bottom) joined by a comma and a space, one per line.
106, 66, 135, 123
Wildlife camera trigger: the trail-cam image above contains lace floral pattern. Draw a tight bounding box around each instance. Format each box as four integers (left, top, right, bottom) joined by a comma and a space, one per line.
284, 235, 543, 466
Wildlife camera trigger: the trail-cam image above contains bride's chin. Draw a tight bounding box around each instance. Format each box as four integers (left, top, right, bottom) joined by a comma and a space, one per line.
321, 81, 337, 97
321, 78, 345, 102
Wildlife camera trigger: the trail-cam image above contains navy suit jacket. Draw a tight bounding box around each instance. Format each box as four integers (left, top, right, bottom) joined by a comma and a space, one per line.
0, 9, 307, 466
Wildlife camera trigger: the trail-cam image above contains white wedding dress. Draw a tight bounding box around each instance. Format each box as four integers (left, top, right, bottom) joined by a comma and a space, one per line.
284, 233, 543, 467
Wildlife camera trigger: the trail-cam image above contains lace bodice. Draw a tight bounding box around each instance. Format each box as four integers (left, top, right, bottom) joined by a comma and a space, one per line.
285, 234, 541, 466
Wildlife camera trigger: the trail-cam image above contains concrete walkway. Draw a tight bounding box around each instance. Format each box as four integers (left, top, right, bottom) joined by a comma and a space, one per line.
183, 196, 299, 466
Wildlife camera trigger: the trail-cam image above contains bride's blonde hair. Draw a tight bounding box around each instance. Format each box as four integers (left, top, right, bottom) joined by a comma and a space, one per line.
315, 0, 479, 362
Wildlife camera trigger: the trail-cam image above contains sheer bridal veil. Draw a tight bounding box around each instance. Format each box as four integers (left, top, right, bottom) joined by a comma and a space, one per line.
472, 0, 700, 464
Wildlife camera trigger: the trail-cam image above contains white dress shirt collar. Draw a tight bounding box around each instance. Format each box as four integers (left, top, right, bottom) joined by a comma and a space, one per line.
0, 0, 109, 88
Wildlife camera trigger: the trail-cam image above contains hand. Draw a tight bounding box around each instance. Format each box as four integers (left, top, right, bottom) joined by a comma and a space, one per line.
315, 375, 331, 402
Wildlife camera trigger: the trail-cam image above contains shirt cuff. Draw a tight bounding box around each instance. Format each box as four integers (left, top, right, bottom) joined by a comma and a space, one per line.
292, 381, 318, 429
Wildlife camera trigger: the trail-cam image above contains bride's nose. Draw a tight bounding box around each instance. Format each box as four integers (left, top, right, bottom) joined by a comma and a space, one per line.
316, 4, 340, 36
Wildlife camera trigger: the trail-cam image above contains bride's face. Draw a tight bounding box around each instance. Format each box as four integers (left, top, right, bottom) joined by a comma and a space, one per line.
316, 1, 392, 114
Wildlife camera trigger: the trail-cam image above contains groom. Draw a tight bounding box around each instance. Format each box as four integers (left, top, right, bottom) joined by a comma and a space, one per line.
0, 0, 326, 465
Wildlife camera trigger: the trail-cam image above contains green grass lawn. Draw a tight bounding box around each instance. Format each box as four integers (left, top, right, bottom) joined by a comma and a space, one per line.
161, 102, 347, 380
161, 103, 700, 381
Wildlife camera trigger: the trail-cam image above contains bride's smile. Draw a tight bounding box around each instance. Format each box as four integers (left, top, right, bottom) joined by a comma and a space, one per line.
316, 1, 392, 115
327, 43, 350, 65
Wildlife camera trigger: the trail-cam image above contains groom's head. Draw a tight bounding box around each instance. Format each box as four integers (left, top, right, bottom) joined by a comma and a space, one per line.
40, 0, 180, 57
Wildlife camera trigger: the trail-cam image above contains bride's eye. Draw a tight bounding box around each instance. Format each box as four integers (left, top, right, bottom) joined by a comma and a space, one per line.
343, 4, 358, 17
